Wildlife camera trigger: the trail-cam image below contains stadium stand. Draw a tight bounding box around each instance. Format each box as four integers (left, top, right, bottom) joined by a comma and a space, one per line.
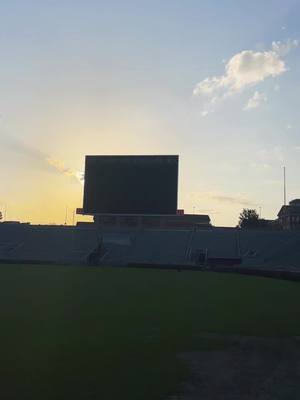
0, 223, 99, 264
238, 229, 300, 269
1, 223, 300, 271
191, 228, 239, 259
97, 226, 300, 270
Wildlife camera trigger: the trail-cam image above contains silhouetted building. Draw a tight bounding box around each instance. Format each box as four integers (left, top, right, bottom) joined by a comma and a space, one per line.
278, 199, 300, 230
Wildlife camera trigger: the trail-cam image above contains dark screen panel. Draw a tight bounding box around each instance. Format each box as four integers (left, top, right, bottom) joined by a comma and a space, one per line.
83, 155, 178, 214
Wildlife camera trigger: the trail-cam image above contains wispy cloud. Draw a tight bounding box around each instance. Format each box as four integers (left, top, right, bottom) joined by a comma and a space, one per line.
45, 158, 84, 184
4, 136, 46, 160
189, 191, 257, 207
250, 162, 272, 169
256, 146, 285, 165
243, 91, 267, 110
3, 136, 84, 184
271, 39, 298, 56
193, 39, 298, 113
264, 179, 282, 186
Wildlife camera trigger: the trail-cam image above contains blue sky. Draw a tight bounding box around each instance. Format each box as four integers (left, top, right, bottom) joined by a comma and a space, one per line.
0, 0, 299, 225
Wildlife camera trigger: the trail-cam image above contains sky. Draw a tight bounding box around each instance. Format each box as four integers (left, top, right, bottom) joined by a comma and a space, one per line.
0, 0, 299, 226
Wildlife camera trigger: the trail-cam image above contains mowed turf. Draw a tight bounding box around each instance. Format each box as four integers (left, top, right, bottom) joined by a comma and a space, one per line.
0, 265, 300, 400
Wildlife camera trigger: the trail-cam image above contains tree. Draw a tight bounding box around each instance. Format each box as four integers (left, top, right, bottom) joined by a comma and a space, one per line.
238, 208, 260, 228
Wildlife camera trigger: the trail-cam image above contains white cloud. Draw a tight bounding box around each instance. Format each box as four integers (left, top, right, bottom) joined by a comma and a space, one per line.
189, 191, 257, 207
271, 39, 298, 56
46, 158, 84, 184
243, 91, 267, 110
3, 135, 84, 184
193, 39, 298, 112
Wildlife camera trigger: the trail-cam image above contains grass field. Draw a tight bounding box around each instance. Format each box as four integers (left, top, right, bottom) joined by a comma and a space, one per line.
0, 264, 300, 399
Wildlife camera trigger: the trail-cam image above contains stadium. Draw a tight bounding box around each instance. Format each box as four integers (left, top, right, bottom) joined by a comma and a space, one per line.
2, 2, 300, 398
1, 155, 300, 400
1, 155, 300, 276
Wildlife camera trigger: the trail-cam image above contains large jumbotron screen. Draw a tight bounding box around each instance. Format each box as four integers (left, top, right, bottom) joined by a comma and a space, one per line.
83, 155, 178, 215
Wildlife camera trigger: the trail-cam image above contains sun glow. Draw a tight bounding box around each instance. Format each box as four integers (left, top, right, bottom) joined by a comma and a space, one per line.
46, 158, 84, 185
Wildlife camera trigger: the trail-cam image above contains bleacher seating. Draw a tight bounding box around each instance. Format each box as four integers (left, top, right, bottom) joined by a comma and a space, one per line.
0, 223, 99, 264
0, 223, 300, 271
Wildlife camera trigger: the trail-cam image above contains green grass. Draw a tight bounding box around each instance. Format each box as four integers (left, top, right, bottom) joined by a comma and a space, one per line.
0, 264, 300, 399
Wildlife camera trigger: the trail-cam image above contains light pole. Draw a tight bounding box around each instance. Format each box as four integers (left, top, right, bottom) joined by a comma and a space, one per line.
64, 206, 68, 225
283, 166, 287, 206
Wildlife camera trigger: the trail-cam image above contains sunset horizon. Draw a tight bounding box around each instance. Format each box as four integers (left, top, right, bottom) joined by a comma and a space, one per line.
1, 1, 299, 226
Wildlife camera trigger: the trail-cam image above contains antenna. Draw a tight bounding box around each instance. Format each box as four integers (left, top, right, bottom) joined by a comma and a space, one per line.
283, 166, 286, 206
64, 206, 68, 225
